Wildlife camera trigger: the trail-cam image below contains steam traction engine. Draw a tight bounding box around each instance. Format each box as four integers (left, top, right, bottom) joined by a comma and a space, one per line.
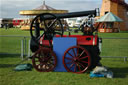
30, 9, 102, 74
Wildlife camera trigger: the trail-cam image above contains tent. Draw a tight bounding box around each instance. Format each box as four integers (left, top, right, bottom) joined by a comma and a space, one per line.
97, 12, 123, 22
96, 12, 123, 33
19, 1, 68, 30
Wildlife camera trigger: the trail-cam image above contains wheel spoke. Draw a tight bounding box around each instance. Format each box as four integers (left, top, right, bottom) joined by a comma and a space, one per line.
79, 56, 88, 60
37, 33, 44, 41
65, 57, 73, 61
48, 63, 54, 66
76, 48, 79, 57
46, 56, 51, 61
69, 63, 74, 69
72, 48, 76, 57
49, 57, 53, 62
48, 18, 57, 29
80, 61, 88, 64
74, 64, 77, 72
43, 53, 49, 58
67, 52, 75, 58
78, 62, 85, 68
42, 17, 48, 30
65, 61, 73, 64
78, 51, 85, 57
77, 64, 82, 72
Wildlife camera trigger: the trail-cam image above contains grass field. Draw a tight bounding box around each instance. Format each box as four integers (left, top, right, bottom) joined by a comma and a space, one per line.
0, 28, 128, 85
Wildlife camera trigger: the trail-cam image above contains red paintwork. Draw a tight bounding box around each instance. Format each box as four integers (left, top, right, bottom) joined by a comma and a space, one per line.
40, 35, 98, 46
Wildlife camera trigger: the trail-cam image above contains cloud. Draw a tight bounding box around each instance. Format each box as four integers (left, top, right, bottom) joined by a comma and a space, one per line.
0, 0, 127, 18
0, 0, 40, 18
0, 0, 102, 18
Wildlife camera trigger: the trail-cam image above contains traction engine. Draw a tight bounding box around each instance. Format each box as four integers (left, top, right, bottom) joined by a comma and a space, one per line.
30, 9, 102, 74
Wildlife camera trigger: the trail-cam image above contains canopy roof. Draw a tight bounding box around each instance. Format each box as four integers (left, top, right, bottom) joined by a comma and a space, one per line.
33, 1, 56, 10
96, 12, 123, 22
19, 1, 68, 16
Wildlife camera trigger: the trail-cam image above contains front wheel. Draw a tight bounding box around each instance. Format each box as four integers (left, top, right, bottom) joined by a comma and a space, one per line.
63, 46, 91, 74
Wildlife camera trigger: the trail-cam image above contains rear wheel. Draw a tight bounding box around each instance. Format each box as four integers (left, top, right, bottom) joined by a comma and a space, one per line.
32, 47, 57, 72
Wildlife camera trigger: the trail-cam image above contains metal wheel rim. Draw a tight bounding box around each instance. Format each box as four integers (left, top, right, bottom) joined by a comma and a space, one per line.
63, 46, 91, 74
30, 13, 64, 48
32, 47, 57, 72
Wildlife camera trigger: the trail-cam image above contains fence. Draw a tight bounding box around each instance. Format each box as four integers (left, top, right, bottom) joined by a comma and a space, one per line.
0, 35, 128, 61
100, 38, 128, 62
0, 35, 30, 60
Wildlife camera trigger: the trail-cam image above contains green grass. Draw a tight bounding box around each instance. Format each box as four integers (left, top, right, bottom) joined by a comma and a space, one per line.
101, 39, 128, 57
0, 28, 30, 54
0, 56, 128, 85
98, 33, 128, 38
0, 28, 128, 85
0, 28, 30, 36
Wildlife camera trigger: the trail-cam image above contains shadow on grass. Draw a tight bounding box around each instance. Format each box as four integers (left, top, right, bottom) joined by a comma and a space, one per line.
120, 31, 128, 33
110, 67, 128, 78
0, 54, 27, 68
0, 53, 20, 58
0, 64, 16, 68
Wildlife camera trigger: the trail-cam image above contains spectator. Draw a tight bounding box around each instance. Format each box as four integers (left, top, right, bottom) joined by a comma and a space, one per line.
5, 24, 8, 29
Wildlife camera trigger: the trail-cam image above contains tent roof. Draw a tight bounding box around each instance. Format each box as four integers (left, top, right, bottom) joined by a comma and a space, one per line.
96, 12, 123, 22
33, 1, 56, 10
19, 1, 68, 15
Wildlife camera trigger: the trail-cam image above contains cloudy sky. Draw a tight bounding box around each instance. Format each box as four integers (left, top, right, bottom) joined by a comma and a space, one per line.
0, 0, 128, 18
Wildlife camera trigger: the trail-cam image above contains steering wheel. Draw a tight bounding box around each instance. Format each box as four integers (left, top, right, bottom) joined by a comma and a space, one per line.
30, 13, 64, 48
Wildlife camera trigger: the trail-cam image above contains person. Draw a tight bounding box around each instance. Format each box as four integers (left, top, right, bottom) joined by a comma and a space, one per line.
0, 24, 1, 28
5, 23, 8, 29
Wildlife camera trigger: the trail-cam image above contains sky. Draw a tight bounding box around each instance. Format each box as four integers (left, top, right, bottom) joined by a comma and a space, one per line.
0, 0, 128, 18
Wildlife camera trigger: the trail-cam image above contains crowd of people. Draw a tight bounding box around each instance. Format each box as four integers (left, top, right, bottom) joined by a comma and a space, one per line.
0, 23, 13, 29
